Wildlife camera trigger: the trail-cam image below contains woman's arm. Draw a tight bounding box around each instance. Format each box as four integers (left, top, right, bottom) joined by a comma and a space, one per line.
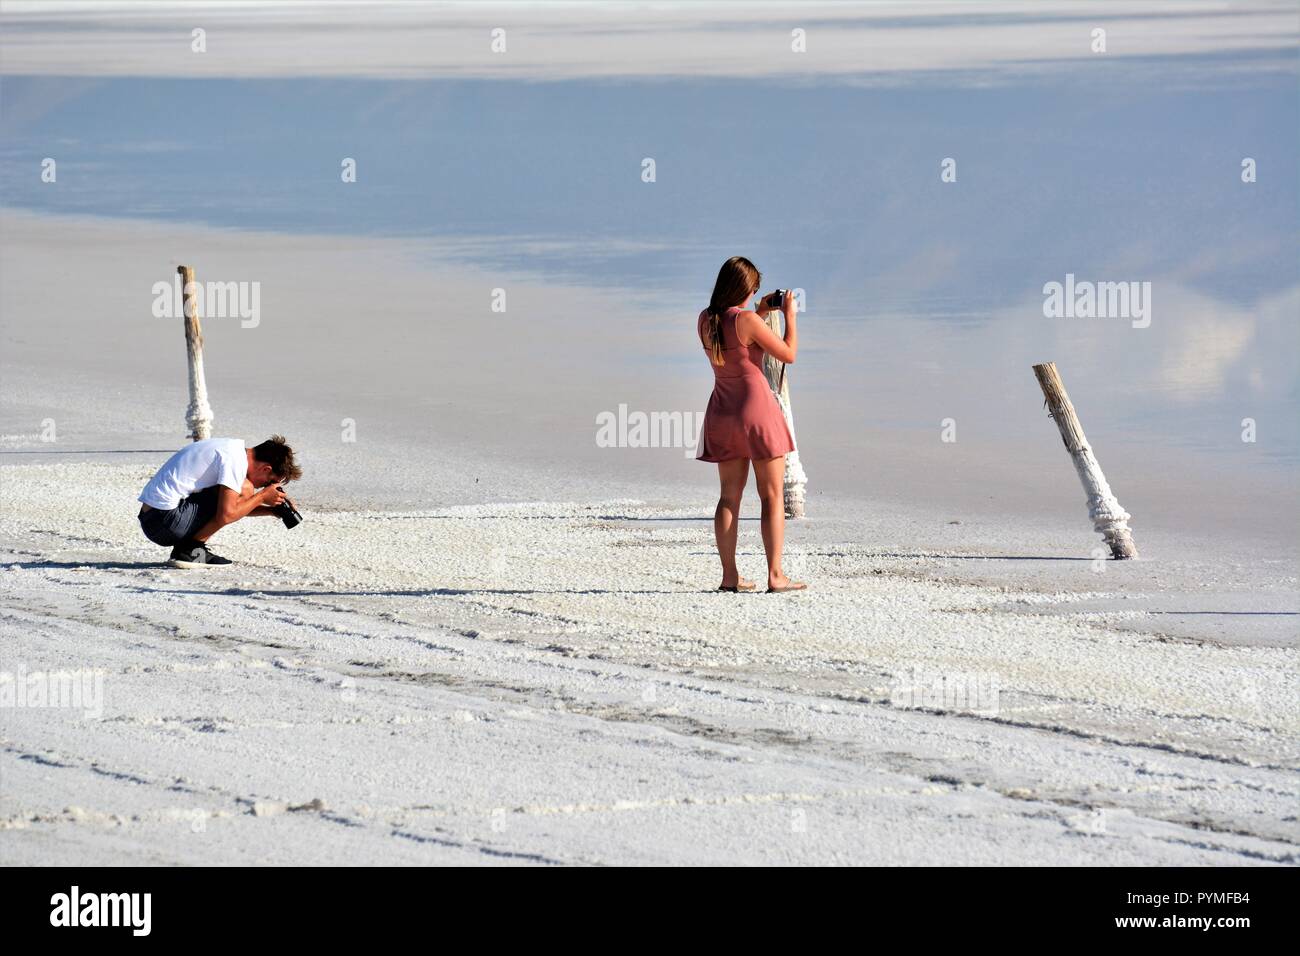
737, 298, 798, 365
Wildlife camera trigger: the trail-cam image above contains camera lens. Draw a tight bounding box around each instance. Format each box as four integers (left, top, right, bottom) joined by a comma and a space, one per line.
274, 501, 302, 529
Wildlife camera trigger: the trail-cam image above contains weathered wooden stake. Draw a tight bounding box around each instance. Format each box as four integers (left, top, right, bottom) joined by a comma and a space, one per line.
178, 265, 213, 441
1032, 361, 1136, 558
763, 311, 808, 518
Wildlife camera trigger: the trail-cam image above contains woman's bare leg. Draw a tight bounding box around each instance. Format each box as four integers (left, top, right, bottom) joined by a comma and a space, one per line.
715, 459, 751, 589
753, 455, 805, 591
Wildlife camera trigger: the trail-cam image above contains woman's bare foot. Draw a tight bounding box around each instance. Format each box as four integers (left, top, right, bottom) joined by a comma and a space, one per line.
766, 574, 807, 593
719, 576, 757, 592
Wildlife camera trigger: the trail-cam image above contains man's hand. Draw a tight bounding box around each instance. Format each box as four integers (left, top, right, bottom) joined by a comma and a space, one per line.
260, 485, 287, 507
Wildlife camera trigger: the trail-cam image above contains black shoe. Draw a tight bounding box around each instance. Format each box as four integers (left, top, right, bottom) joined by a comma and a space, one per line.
167, 542, 232, 569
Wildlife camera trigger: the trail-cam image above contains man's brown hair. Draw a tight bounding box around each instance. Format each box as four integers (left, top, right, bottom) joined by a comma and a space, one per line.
252, 435, 302, 483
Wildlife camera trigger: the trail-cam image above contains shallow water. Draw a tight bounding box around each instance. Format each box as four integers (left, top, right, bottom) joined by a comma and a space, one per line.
1, 2, 1297, 545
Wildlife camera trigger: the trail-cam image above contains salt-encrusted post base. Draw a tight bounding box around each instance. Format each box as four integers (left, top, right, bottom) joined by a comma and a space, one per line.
1032, 361, 1137, 559
763, 310, 808, 519
178, 265, 213, 441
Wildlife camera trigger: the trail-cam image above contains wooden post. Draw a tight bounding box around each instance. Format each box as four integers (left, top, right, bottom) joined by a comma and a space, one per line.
762, 311, 807, 518
1032, 361, 1136, 559
178, 265, 213, 441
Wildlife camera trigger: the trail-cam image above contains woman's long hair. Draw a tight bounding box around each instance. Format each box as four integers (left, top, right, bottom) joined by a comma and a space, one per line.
702, 256, 761, 366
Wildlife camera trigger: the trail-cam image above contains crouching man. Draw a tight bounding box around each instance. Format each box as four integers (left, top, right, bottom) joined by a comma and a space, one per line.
138, 435, 302, 568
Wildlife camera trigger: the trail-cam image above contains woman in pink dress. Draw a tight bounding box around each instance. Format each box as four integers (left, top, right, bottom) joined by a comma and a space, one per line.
697, 256, 808, 594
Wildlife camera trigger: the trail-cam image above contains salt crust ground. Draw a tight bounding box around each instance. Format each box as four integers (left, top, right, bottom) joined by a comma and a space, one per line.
0, 461, 1296, 865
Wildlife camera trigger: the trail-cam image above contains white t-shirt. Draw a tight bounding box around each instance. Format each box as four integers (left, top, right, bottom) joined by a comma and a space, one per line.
139, 438, 248, 510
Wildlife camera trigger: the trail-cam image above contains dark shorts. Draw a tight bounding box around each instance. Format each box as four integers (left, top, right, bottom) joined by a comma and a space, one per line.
138, 486, 221, 547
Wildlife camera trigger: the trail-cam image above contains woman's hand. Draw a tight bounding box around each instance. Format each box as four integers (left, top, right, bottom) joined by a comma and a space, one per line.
783, 290, 797, 319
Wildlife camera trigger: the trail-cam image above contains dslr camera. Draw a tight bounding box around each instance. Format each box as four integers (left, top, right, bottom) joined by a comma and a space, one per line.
271, 485, 302, 529
763, 289, 789, 310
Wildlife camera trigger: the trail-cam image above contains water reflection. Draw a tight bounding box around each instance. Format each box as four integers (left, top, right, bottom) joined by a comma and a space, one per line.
0, 3, 1296, 495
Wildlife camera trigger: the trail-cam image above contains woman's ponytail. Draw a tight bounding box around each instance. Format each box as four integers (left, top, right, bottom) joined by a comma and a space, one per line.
704, 305, 726, 366
702, 256, 762, 368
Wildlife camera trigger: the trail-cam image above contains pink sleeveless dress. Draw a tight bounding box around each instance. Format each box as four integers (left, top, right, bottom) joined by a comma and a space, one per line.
696, 306, 795, 462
